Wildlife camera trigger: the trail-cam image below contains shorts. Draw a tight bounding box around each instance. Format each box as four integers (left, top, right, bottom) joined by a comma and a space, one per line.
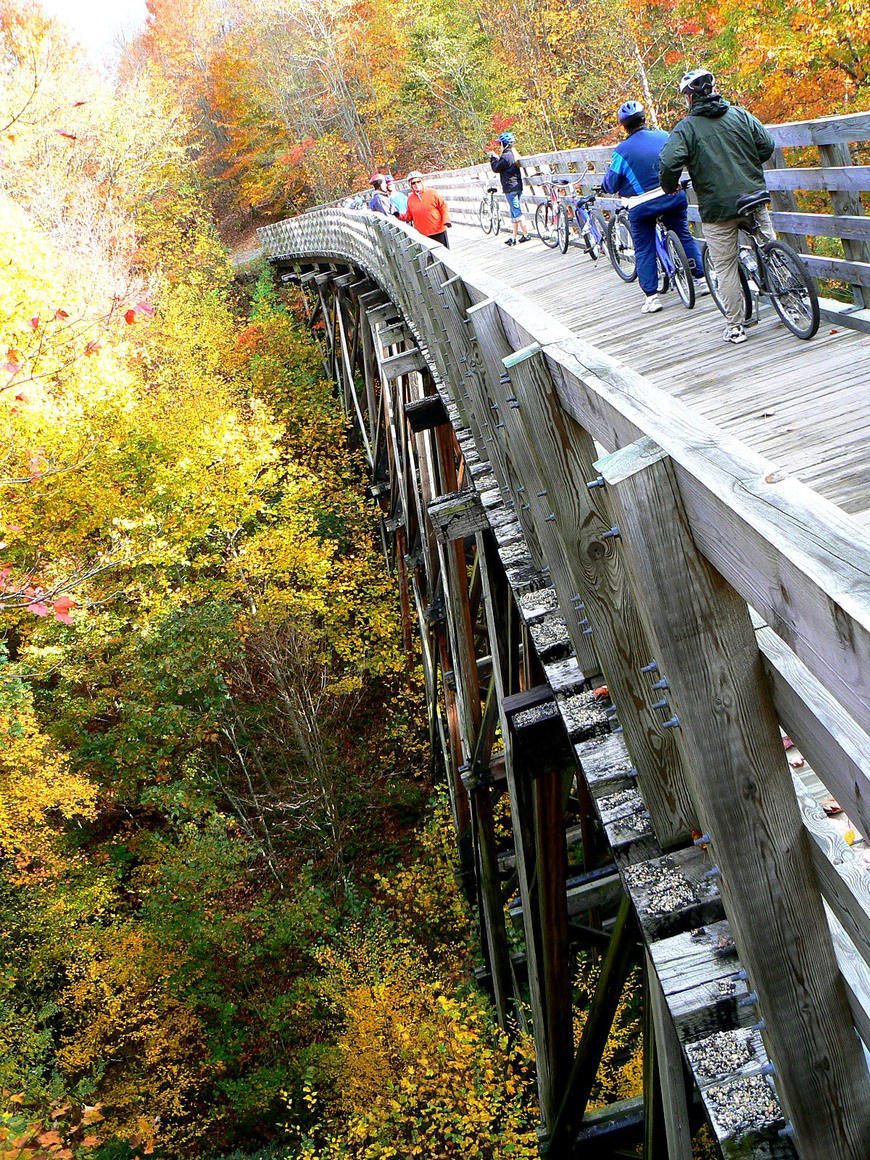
504, 191, 523, 220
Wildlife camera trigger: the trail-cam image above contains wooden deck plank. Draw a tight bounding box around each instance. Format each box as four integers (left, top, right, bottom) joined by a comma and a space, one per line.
450, 226, 870, 519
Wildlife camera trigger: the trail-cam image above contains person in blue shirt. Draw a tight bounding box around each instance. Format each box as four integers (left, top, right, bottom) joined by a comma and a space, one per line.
601, 101, 705, 313
385, 174, 407, 215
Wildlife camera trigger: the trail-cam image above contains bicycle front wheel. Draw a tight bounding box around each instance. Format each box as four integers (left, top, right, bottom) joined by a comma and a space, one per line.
763, 241, 819, 339
702, 243, 752, 321
665, 231, 696, 308
557, 206, 570, 254
589, 209, 608, 259
478, 196, 493, 235
606, 211, 637, 281
536, 203, 558, 248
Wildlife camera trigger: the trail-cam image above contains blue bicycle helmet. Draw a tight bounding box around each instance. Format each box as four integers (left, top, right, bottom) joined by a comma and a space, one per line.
497, 131, 515, 146
617, 100, 645, 122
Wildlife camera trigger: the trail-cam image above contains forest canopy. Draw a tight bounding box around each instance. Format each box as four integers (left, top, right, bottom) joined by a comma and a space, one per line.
1, 0, 866, 1158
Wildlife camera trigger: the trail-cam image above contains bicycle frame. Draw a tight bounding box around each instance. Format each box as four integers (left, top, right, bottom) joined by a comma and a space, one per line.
702, 201, 819, 338
733, 218, 774, 319
653, 221, 675, 280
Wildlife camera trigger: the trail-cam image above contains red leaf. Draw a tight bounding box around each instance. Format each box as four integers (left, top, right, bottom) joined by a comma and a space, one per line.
53, 595, 75, 624
124, 309, 136, 324
28, 447, 47, 478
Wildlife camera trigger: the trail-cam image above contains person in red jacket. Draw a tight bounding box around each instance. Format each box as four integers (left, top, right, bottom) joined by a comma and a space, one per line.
399, 171, 451, 247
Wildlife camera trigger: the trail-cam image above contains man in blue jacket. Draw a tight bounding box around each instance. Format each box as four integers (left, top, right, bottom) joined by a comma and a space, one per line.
489, 132, 531, 246
602, 101, 704, 313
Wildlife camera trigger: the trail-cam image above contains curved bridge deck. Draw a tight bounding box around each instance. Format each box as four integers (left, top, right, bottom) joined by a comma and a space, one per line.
449, 223, 870, 519
260, 205, 870, 1160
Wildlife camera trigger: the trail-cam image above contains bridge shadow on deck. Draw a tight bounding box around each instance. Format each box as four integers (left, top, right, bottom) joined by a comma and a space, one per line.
451, 225, 870, 522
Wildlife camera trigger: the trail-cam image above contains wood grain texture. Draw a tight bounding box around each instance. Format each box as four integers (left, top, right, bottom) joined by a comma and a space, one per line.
599, 438, 870, 1160
646, 949, 694, 1160
755, 623, 870, 840
503, 346, 696, 847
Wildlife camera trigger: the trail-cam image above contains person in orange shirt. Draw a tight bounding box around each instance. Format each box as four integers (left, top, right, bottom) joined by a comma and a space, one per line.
399, 171, 451, 247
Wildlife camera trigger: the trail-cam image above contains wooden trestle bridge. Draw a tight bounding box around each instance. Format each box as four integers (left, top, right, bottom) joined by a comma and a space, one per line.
258, 111, 870, 1160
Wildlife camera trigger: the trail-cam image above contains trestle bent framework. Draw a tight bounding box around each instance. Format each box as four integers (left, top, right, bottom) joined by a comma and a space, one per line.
260, 208, 870, 1160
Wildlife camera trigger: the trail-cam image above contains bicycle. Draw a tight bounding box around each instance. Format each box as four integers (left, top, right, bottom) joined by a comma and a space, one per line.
535, 179, 570, 248
556, 186, 607, 258
605, 195, 698, 308
478, 185, 502, 236
605, 206, 637, 282
702, 191, 820, 340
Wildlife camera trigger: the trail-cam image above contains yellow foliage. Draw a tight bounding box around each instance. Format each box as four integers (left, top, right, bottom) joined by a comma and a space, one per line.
289, 925, 538, 1160
0, 683, 97, 877
373, 794, 469, 967
57, 928, 212, 1151
574, 962, 643, 1107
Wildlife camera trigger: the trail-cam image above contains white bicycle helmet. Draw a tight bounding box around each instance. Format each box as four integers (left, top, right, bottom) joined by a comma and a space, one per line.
679, 68, 715, 96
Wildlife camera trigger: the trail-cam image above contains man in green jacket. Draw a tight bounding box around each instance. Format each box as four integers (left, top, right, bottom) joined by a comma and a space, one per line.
659, 68, 776, 344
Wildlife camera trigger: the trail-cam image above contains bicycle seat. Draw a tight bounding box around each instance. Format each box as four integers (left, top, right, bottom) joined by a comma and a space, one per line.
735, 190, 771, 215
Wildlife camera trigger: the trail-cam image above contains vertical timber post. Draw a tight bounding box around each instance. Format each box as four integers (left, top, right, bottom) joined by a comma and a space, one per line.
504, 686, 575, 1137
597, 434, 870, 1160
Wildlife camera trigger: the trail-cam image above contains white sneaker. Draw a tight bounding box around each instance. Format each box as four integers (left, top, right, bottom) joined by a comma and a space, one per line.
641, 296, 663, 314
723, 324, 747, 344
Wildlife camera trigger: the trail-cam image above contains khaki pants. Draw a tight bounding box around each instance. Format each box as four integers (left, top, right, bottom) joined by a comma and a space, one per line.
703, 206, 776, 326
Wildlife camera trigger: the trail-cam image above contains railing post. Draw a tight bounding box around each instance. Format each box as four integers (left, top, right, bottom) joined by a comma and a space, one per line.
815, 135, 868, 308
465, 302, 599, 677
597, 434, 870, 1160
497, 342, 696, 848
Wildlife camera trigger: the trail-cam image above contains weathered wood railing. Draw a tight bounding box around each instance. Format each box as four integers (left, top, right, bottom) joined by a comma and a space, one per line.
418, 109, 870, 328
259, 208, 870, 1159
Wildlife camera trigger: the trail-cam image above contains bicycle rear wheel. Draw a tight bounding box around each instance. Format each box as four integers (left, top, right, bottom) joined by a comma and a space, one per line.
589, 209, 608, 259
665, 231, 696, 308
557, 206, 570, 254
763, 240, 819, 339
491, 196, 501, 236
478, 195, 493, 235
702, 243, 752, 321
606, 211, 637, 281
535, 202, 558, 248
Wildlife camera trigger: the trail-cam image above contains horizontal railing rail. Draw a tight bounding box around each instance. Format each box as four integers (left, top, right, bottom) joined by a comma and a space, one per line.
411, 109, 870, 324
